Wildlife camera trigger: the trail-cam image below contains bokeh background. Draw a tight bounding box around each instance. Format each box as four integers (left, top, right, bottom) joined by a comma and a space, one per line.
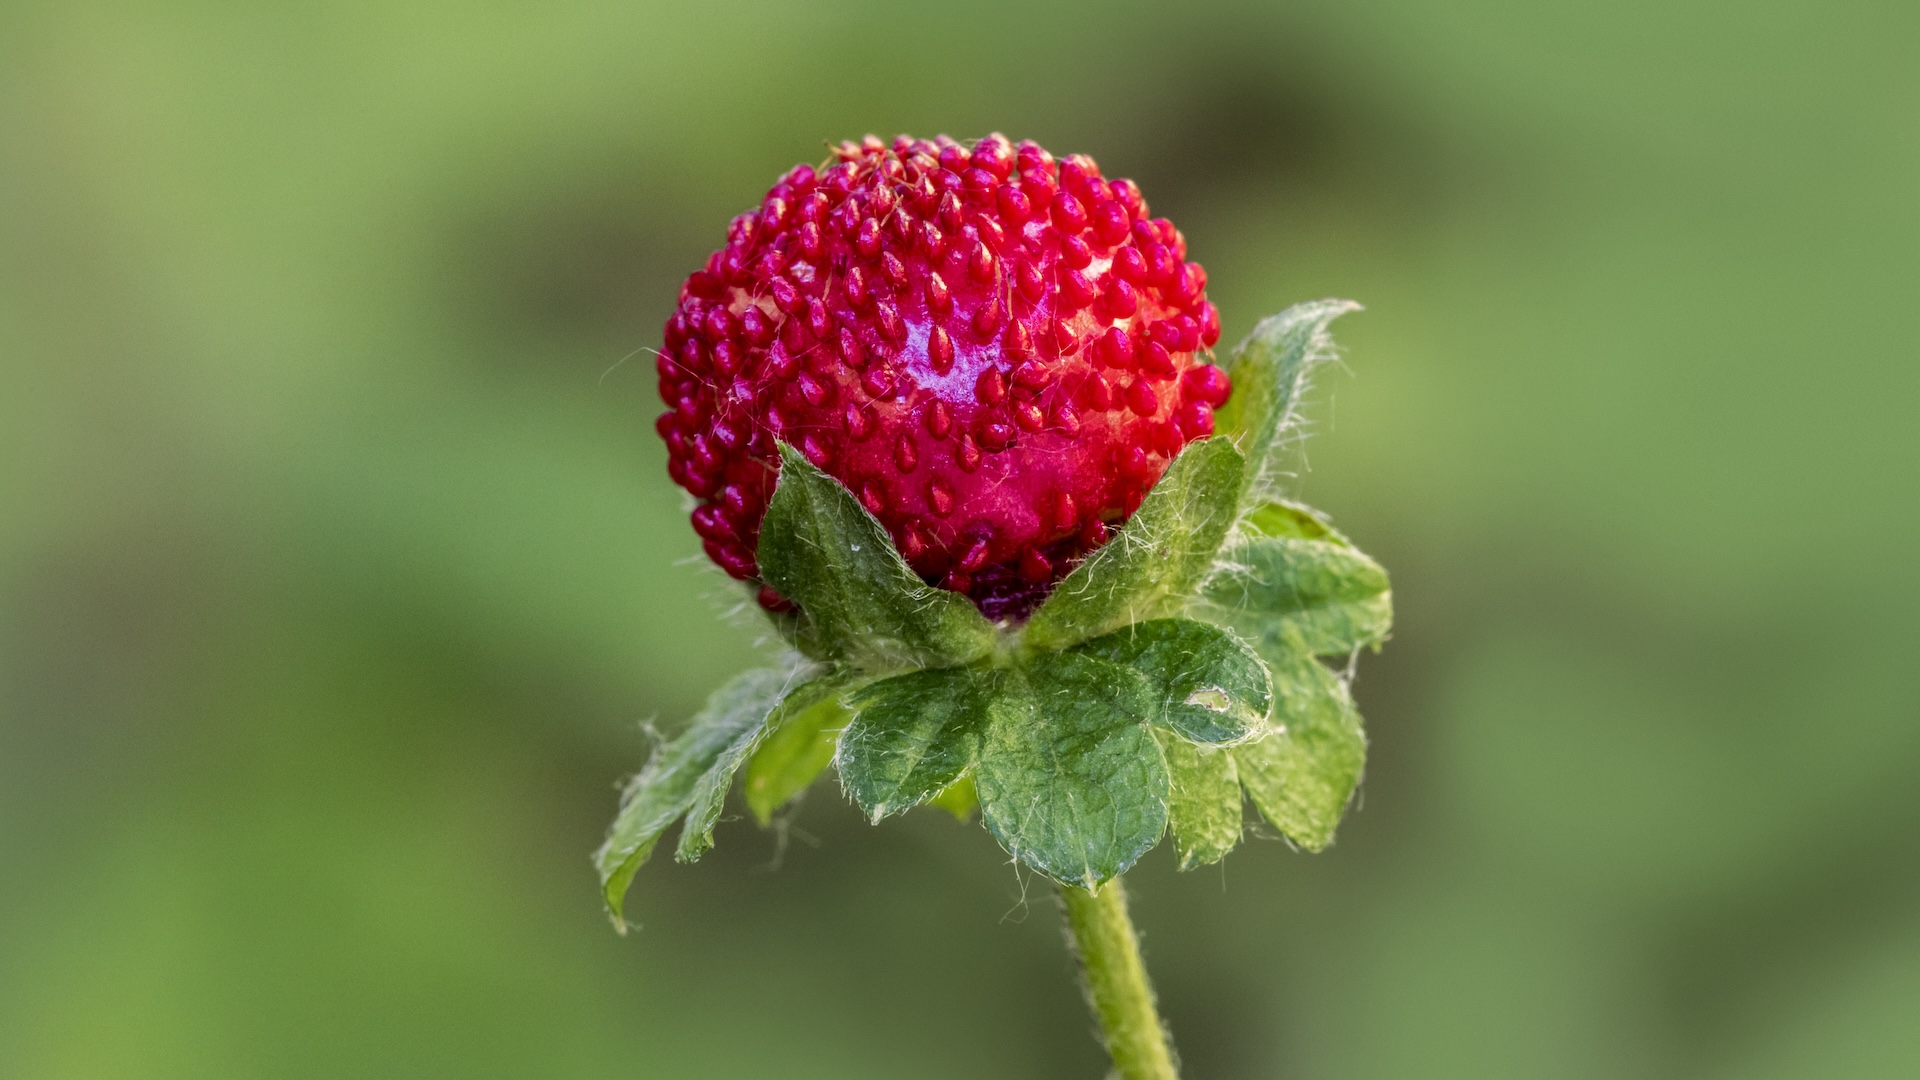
3, 1, 1916, 1077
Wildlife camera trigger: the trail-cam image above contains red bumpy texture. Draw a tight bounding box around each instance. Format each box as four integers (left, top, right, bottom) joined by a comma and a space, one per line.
657, 133, 1231, 621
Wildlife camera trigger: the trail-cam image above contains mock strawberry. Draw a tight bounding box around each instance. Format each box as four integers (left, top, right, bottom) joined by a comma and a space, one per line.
656, 133, 1230, 619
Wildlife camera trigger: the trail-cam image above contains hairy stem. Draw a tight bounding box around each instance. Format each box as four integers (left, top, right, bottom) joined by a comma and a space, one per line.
1058, 877, 1180, 1080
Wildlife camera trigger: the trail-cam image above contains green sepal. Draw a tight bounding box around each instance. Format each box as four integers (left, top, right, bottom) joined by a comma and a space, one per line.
1073, 618, 1271, 746
678, 671, 855, 862
1155, 730, 1243, 870
675, 727, 765, 864
1231, 636, 1367, 852
1242, 499, 1343, 541
760, 603, 835, 664
1202, 501, 1392, 657
743, 675, 854, 825
927, 774, 979, 820
1023, 438, 1244, 652
1213, 299, 1360, 513
594, 667, 796, 929
758, 443, 997, 672
837, 665, 1005, 823
975, 652, 1169, 889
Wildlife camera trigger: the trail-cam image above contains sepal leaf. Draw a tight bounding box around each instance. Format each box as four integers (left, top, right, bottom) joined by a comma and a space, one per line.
1203, 501, 1392, 657
1231, 638, 1367, 852
1213, 299, 1359, 512
837, 666, 1004, 822
975, 652, 1169, 888
758, 443, 997, 672
675, 723, 768, 864
1155, 731, 1243, 870
595, 667, 796, 929
744, 675, 854, 825
1074, 618, 1271, 746
1023, 438, 1244, 652
927, 774, 979, 820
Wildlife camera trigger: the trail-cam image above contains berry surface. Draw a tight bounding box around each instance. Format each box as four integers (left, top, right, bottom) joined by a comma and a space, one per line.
656, 133, 1230, 620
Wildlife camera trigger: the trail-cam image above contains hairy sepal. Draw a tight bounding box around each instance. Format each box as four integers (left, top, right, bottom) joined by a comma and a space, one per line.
975, 652, 1170, 889
1022, 437, 1244, 653
759, 443, 998, 672
837, 666, 1008, 823
1072, 618, 1271, 746
743, 674, 856, 825
1186, 496, 1386, 851
1214, 300, 1360, 513
596, 666, 801, 929
1155, 730, 1244, 869
927, 774, 979, 820
1230, 630, 1367, 852
1203, 500, 1392, 657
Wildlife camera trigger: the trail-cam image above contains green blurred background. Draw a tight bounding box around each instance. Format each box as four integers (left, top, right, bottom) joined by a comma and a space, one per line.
3, 1, 1915, 1077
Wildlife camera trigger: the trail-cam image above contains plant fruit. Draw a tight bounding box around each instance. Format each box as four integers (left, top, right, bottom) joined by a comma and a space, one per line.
657, 133, 1229, 619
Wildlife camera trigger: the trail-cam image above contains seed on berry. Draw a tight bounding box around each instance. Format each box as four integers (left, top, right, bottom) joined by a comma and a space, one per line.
927, 325, 955, 373
924, 398, 953, 438
1020, 547, 1052, 583
1124, 378, 1159, 417
976, 366, 1007, 405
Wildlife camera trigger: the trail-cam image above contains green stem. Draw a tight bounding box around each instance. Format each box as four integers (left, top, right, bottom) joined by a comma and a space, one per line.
1057, 876, 1180, 1080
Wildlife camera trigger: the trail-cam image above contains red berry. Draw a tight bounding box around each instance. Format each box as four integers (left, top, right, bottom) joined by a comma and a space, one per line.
657, 134, 1224, 618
